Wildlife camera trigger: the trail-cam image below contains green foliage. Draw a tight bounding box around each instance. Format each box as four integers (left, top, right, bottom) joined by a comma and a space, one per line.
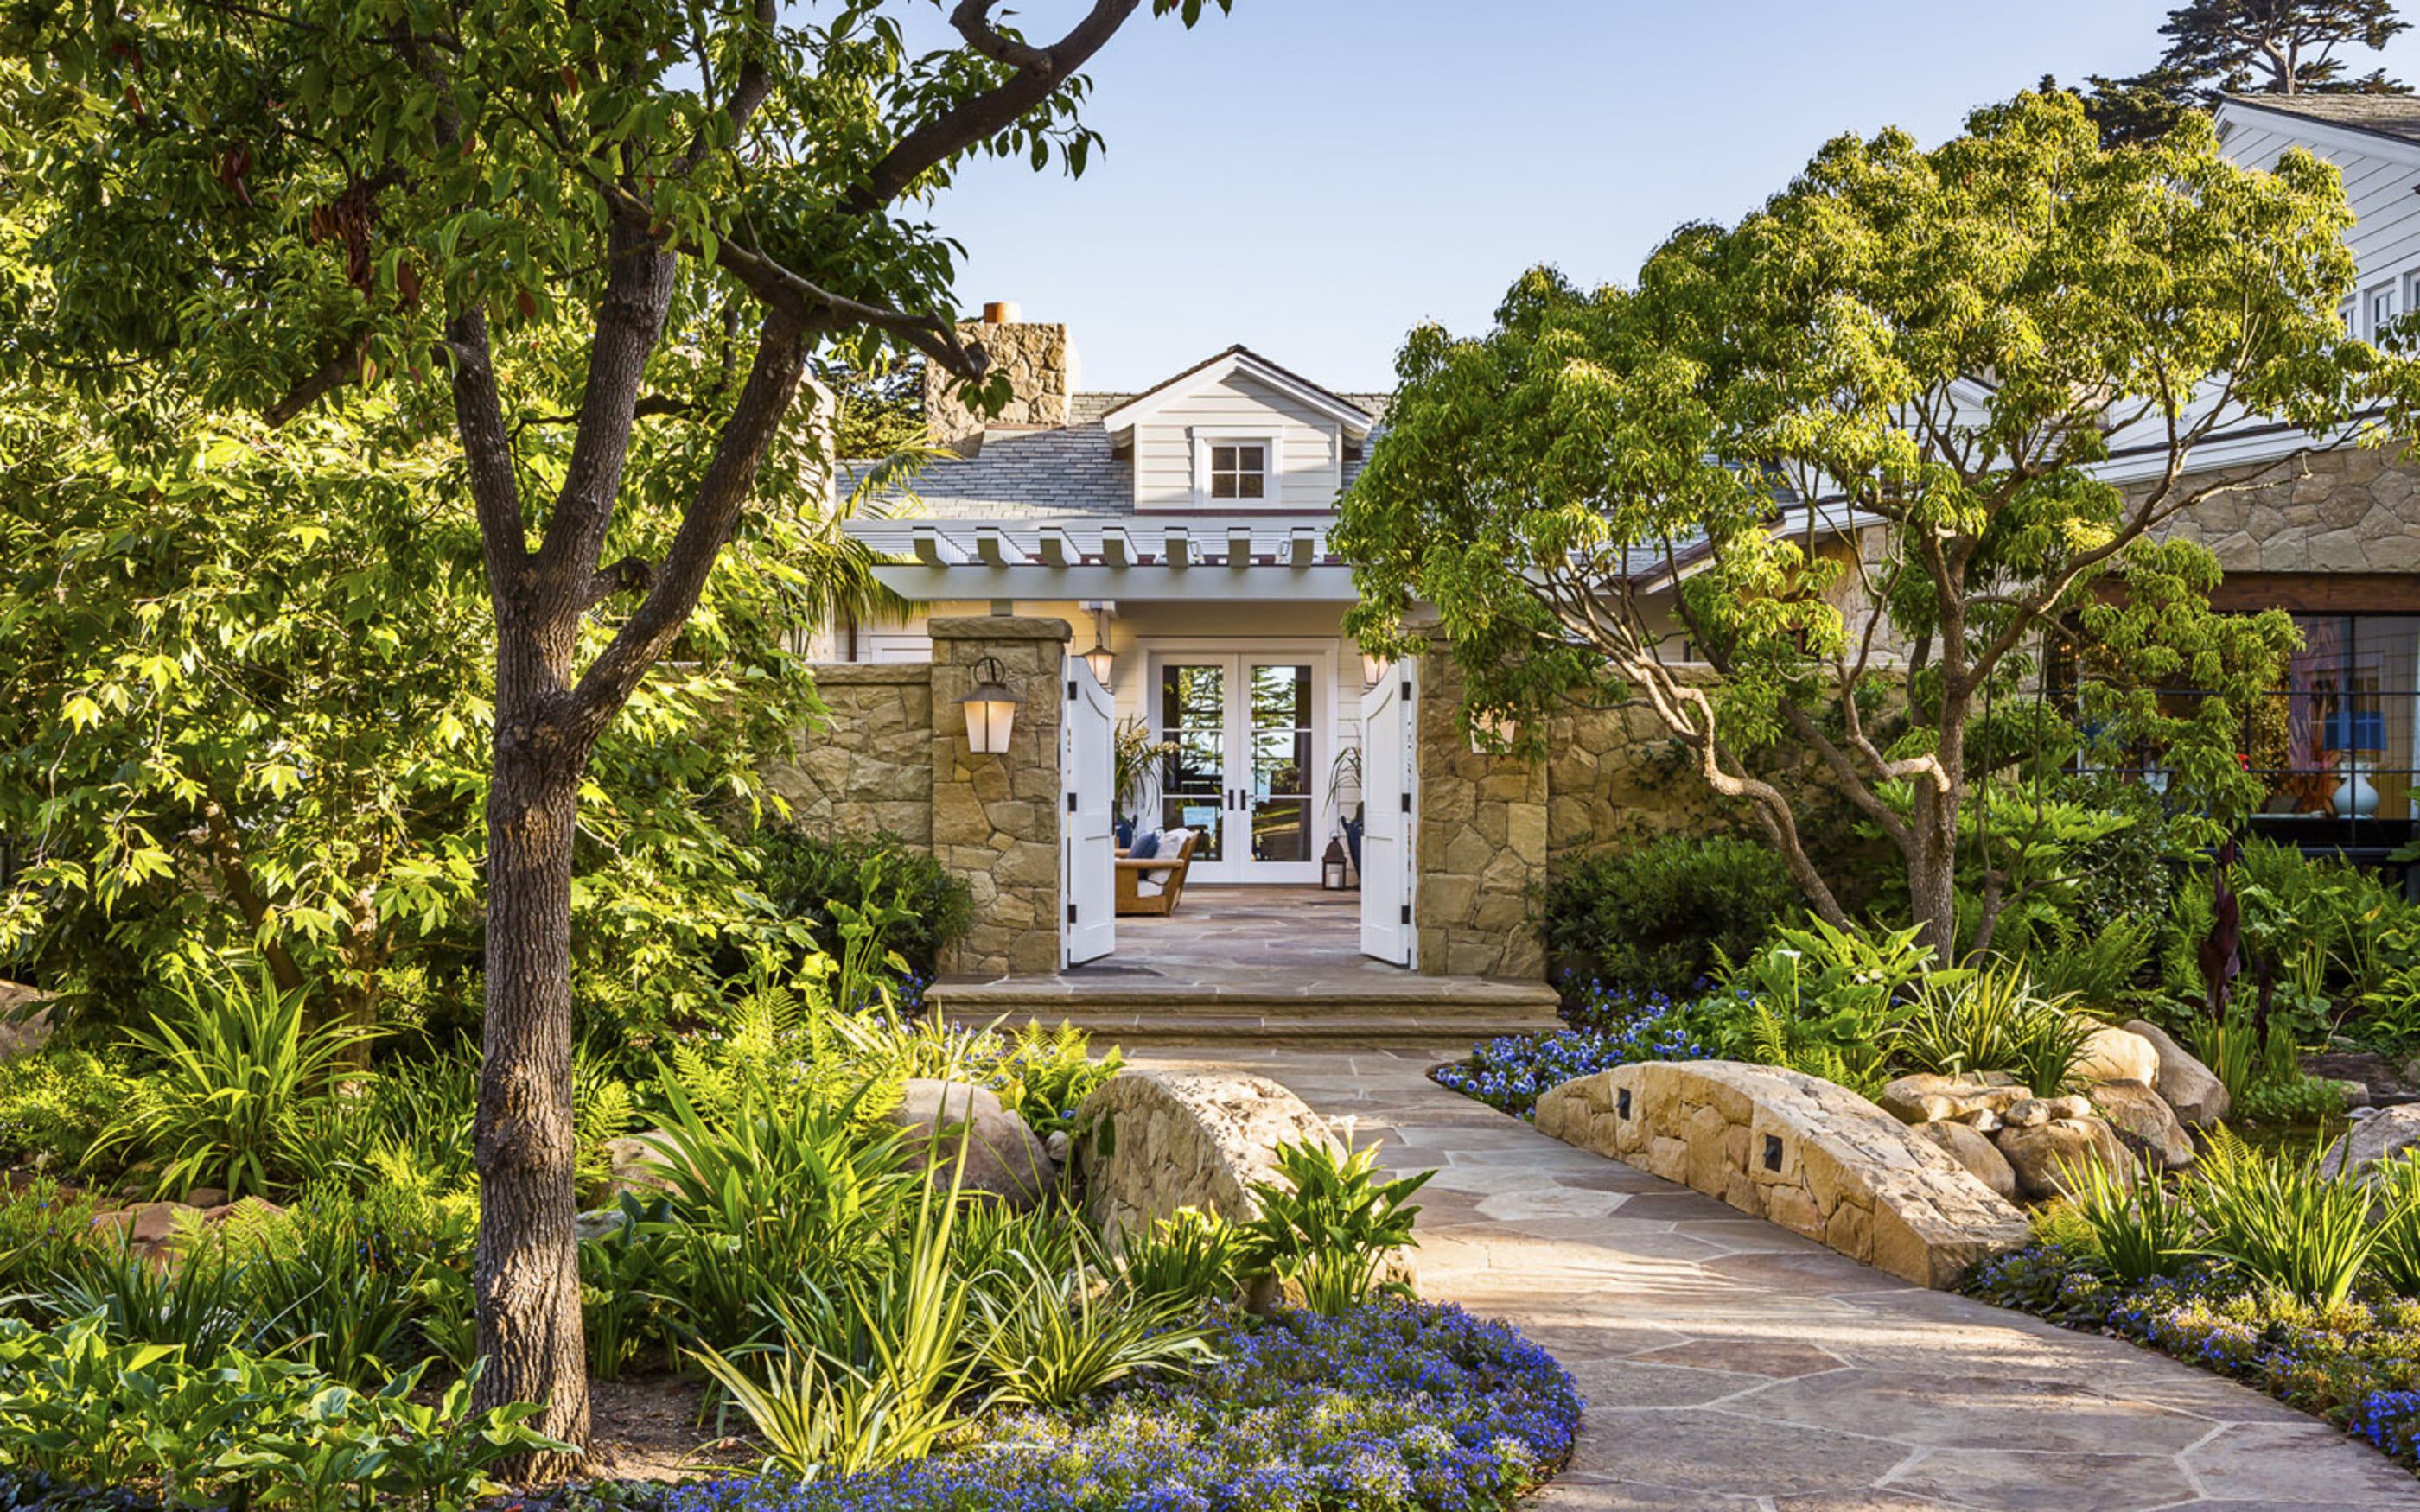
1112, 716, 1179, 822
0, 1051, 143, 1178
1892, 963, 2096, 1097
2080, 1, 2409, 147
87, 963, 368, 1200
2191, 1130, 2409, 1306
1709, 918, 1936, 1096
1240, 1140, 1430, 1316
0, 1316, 566, 1510
986, 1022, 1124, 1139
1114, 1208, 1245, 1311
972, 1249, 1213, 1410
2020, 915, 2159, 1015
1541, 836, 1799, 998
2058, 1156, 2199, 1286
1338, 89, 2379, 950
750, 831, 974, 987
2373, 1155, 2420, 1299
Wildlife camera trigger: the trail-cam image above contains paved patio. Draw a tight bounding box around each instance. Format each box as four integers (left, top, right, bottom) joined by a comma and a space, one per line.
1137, 1045, 2420, 1512
932, 886, 1560, 1042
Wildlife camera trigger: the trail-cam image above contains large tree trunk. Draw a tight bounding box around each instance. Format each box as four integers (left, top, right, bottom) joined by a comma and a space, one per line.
1907, 791, 1960, 964
472, 632, 592, 1469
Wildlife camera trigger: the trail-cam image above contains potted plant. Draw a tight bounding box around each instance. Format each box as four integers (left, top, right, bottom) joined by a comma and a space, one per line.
1112, 716, 1175, 847
1328, 741, 1364, 881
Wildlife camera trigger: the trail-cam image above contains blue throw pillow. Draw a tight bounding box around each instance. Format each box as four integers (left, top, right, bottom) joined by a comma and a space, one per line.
1128, 829, 1162, 861
1115, 817, 1136, 848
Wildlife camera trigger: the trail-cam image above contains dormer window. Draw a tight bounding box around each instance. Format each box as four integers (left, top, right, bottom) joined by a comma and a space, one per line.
1209, 441, 1268, 499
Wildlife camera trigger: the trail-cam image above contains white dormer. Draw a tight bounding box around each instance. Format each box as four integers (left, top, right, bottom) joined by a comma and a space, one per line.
1101, 346, 1378, 511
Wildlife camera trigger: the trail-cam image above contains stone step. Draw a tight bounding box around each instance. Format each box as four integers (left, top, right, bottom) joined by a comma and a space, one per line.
932, 975, 1563, 1046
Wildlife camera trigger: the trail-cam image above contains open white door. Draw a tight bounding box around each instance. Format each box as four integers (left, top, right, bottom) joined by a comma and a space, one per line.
1062, 655, 1117, 969
1359, 662, 1416, 967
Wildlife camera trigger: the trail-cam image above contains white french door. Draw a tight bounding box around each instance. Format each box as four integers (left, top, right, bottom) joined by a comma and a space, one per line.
1150, 650, 1329, 884
1360, 661, 1416, 966
1062, 655, 1116, 968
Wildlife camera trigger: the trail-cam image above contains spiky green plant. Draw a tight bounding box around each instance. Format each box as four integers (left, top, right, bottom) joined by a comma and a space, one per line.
2191, 1129, 2408, 1306
1891, 963, 2096, 1097
87, 962, 369, 1199
973, 1248, 1214, 1408
2056, 1153, 2199, 1285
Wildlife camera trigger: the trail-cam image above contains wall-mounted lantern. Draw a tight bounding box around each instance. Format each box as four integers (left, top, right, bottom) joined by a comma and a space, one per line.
960, 655, 1021, 755
1468, 710, 1519, 754
1360, 651, 1388, 688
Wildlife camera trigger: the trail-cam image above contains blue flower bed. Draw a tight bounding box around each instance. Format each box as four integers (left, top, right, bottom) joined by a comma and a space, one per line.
1964, 1243, 2420, 1474
1432, 981, 1710, 1119
535, 1302, 1579, 1512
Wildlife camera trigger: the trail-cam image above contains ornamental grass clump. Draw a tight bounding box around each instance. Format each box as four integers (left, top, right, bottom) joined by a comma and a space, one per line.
1890, 963, 2094, 1097
2191, 1130, 2409, 1307
2056, 1153, 2198, 1286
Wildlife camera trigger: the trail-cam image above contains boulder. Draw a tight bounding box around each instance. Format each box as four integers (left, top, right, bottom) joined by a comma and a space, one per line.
1916, 1119, 2020, 1203
892, 1078, 1054, 1209
2321, 1104, 2420, 1185
2124, 1020, 2230, 1128
1996, 1115, 2133, 1201
602, 1130, 684, 1199
0, 981, 49, 1063
1877, 1072, 2030, 1126
2089, 1079, 2194, 1172
2073, 1026, 2162, 1090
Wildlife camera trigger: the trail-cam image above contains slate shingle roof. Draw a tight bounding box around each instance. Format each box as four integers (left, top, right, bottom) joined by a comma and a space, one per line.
841, 389, 1394, 520
2225, 92, 2420, 147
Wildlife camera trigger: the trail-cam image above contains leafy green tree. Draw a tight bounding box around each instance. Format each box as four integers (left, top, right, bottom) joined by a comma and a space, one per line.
2079, 0, 2410, 145
2, 0, 1234, 1456
1337, 92, 2402, 962
0, 381, 837, 1044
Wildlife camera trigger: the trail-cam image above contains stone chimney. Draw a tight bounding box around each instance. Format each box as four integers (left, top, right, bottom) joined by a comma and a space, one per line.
925, 302, 1078, 454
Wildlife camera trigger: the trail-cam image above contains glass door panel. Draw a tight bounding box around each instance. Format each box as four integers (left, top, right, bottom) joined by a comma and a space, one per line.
1156, 663, 1226, 863
1245, 663, 1315, 870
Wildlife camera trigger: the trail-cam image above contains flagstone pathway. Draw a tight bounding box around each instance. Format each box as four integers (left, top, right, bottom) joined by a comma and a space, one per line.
1136, 1045, 2420, 1512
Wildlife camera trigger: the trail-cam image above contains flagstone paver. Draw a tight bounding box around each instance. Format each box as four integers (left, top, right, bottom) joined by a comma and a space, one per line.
1136, 1045, 2420, 1512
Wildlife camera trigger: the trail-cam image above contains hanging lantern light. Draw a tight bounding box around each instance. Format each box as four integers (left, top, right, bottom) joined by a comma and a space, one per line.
1081, 605, 1116, 687
959, 655, 1021, 756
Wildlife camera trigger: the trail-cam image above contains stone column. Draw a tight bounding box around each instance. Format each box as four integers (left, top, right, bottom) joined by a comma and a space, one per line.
930, 615, 1073, 977
1413, 647, 1547, 980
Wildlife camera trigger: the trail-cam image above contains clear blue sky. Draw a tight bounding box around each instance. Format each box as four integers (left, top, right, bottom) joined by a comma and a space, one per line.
914, 0, 2420, 391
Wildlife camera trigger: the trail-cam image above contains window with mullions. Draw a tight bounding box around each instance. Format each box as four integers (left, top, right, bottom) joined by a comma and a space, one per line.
1207, 442, 1267, 500
2245, 614, 2420, 826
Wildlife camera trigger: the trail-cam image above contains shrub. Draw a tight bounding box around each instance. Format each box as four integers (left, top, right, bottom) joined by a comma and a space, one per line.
1715, 918, 1934, 1098
971, 1251, 1214, 1409
86, 963, 368, 1200
2190, 1132, 2406, 1306
1540, 836, 1797, 999
1890, 964, 2094, 1097
1114, 1208, 1245, 1310
0, 1051, 143, 1177
2057, 1154, 2197, 1286
0, 1316, 565, 1509
1239, 1140, 1430, 1316
621, 1302, 1579, 1512
752, 830, 973, 987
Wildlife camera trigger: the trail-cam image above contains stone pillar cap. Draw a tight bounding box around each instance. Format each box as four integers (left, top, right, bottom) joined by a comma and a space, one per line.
928, 615, 1074, 642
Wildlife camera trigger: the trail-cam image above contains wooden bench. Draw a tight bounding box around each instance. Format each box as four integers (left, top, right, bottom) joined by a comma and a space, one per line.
1115, 831, 1200, 917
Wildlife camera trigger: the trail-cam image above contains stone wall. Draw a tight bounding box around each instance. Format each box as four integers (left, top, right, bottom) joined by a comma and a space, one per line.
925, 318, 1077, 453
930, 615, 1070, 978
1076, 1068, 1342, 1248
767, 664, 934, 844
2153, 447, 2420, 574
1413, 651, 1548, 980
1536, 1060, 2032, 1288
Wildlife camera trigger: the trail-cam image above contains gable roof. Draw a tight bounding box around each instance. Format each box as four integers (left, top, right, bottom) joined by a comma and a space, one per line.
1099, 346, 1379, 438
2219, 92, 2420, 151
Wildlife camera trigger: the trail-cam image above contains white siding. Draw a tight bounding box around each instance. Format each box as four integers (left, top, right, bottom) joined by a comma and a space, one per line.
1130, 372, 1346, 511
2223, 116, 2420, 333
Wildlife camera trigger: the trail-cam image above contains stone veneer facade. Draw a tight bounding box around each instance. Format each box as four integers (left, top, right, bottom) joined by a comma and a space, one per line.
928, 615, 1071, 977
924, 319, 1077, 453
767, 664, 935, 845
2154, 447, 2420, 574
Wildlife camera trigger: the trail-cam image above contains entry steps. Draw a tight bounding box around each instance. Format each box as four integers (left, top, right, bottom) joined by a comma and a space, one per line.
932, 972, 1562, 1045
